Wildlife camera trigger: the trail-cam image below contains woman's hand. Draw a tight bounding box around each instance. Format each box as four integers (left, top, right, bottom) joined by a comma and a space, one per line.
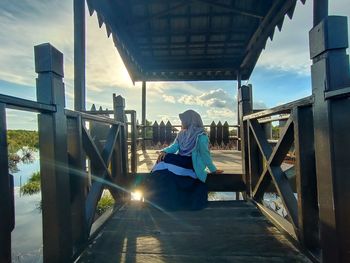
212, 169, 224, 174
156, 151, 167, 163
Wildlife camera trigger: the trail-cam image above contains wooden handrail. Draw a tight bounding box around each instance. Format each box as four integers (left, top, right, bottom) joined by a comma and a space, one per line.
65, 109, 124, 126
0, 93, 56, 113
243, 95, 313, 121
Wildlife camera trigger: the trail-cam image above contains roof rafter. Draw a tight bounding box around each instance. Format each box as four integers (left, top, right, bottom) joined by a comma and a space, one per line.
192, 0, 264, 19
129, 0, 190, 28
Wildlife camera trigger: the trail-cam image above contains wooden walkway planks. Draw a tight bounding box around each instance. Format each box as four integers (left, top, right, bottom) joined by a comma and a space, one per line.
77, 201, 310, 263
136, 150, 243, 174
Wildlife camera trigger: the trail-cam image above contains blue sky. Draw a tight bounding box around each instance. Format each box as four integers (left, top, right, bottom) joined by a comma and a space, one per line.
0, 0, 349, 130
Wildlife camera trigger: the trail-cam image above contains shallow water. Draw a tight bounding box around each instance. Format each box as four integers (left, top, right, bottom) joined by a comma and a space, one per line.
12, 188, 42, 263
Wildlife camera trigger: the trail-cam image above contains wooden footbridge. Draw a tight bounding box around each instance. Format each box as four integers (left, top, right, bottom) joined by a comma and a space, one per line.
1, 0, 350, 262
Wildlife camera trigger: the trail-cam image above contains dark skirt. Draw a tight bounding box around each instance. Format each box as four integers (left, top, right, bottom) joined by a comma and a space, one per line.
145, 154, 208, 211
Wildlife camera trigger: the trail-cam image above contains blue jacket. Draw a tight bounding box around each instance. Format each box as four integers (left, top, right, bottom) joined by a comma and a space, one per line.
162, 134, 217, 182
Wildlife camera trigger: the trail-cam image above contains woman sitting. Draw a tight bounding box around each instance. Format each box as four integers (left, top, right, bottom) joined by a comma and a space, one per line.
146, 109, 223, 211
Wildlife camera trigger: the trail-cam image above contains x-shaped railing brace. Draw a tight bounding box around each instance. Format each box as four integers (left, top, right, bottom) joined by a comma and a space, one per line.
82, 123, 120, 231
248, 116, 298, 228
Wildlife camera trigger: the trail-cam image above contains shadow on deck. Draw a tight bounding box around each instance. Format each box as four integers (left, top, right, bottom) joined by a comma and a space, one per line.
77, 201, 310, 262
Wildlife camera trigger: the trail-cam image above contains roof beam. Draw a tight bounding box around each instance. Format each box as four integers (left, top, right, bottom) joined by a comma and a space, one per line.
129, 0, 190, 27
138, 41, 245, 48
192, 0, 264, 19
133, 28, 248, 37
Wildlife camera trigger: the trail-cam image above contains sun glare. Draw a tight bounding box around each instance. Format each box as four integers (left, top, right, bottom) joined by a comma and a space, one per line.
131, 190, 144, 202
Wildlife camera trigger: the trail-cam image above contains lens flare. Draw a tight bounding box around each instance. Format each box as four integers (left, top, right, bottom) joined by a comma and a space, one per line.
131, 191, 144, 202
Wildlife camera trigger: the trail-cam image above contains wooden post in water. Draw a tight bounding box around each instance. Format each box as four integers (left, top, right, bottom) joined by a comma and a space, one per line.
310, 11, 350, 262
35, 43, 72, 262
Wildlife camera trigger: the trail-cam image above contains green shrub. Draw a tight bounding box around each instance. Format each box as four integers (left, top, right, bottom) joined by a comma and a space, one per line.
21, 181, 41, 195
20, 171, 41, 195
96, 192, 115, 215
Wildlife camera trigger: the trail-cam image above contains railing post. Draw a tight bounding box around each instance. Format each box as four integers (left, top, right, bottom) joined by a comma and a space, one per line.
210, 121, 216, 145
35, 43, 72, 262
67, 114, 88, 254
113, 95, 128, 176
130, 111, 137, 173
165, 121, 172, 144
217, 121, 223, 146
0, 103, 13, 263
159, 121, 165, 144
152, 121, 159, 145
310, 15, 350, 262
238, 84, 253, 196
262, 122, 272, 141
223, 121, 229, 145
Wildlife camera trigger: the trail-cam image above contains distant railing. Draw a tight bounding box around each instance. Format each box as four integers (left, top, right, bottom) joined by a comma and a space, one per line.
139, 121, 240, 148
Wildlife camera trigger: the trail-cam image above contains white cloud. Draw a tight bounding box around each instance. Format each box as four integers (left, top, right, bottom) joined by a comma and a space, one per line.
178, 95, 204, 106
205, 108, 237, 123
162, 94, 176, 103
178, 89, 235, 109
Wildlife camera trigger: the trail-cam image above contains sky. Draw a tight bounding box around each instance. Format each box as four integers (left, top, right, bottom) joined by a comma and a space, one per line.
0, 0, 349, 130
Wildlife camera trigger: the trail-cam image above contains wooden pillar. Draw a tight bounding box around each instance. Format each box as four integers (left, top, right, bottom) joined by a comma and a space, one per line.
310, 14, 350, 262
141, 81, 146, 149
74, 0, 86, 111
238, 83, 253, 196
237, 74, 242, 150
293, 106, 319, 250
0, 104, 13, 263
313, 0, 328, 26
129, 111, 137, 173
35, 43, 72, 262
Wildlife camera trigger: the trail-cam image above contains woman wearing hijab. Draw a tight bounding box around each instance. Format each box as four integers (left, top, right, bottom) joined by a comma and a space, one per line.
146, 109, 223, 210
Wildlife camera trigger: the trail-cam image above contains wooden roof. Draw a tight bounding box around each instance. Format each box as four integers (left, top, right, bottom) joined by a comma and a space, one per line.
86, 0, 306, 82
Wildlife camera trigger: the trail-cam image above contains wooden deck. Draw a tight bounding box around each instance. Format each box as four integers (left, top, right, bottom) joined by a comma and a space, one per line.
136, 150, 243, 174
77, 201, 310, 262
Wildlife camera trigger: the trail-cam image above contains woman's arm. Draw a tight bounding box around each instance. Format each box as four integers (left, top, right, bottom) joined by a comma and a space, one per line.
161, 141, 179, 154
198, 135, 217, 173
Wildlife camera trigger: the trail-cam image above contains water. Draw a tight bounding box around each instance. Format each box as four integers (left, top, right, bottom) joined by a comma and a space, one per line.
13, 151, 40, 187
12, 153, 42, 263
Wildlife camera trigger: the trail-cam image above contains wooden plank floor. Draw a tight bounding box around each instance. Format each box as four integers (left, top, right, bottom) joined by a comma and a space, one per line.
136, 150, 243, 174
77, 201, 310, 263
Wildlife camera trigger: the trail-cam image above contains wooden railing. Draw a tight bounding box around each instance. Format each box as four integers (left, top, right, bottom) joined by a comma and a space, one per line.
0, 43, 133, 263
140, 121, 240, 147
242, 95, 319, 254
